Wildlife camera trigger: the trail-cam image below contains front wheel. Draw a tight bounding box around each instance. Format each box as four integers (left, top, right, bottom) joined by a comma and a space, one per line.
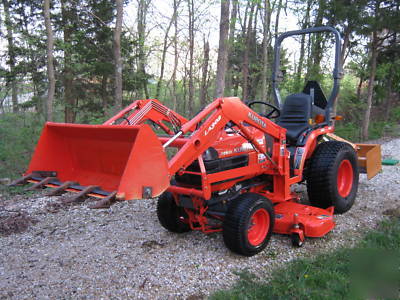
157, 192, 191, 233
223, 193, 275, 256
306, 141, 359, 214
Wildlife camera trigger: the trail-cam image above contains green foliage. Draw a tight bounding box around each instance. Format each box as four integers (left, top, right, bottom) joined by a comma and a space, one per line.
390, 106, 400, 122
211, 218, 400, 300
0, 113, 44, 179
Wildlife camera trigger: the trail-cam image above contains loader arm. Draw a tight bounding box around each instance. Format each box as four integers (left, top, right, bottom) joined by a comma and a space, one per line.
161, 97, 293, 202
166, 97, 288, 176
104, 99, 190, 134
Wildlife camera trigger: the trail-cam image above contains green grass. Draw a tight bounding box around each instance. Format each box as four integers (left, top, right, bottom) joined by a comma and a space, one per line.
335, 120, 399, 142
0, 113, 44, 179
211, 218, 400, 300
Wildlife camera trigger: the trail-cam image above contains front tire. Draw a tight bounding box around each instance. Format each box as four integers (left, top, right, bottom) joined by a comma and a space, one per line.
157, 192, 191, 233
306, 141, 359, 214
223, 193, 274, 256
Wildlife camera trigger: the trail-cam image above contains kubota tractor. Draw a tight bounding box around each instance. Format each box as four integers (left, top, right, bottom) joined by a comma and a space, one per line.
11, 27, 379, 256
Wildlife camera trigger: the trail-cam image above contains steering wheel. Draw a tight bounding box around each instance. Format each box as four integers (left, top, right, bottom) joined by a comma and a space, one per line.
247, 101, 281, 119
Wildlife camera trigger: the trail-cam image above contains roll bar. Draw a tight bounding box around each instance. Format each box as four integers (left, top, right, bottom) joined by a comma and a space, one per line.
271, 26, 343, 124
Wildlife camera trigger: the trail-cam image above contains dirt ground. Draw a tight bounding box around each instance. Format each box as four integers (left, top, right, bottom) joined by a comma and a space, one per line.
0, 138, 399, 299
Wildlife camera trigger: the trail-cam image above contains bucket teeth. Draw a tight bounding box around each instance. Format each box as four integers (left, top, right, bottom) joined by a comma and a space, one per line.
46, 181, 77, 196
89, 191, 117, 209
26, 177, 56, 191
8, 173, 34, 186
62, 185, 99, 204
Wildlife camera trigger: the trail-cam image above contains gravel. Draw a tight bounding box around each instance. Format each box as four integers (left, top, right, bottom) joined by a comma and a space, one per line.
1, 138, 399, 299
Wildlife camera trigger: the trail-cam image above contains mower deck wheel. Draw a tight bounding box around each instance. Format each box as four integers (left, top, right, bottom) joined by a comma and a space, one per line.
291, 233, 304, 247
223, 193, 274, 256
157, 191, 191, 233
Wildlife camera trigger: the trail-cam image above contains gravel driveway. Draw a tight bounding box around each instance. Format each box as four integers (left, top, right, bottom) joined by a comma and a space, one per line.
1, 138, 399, 299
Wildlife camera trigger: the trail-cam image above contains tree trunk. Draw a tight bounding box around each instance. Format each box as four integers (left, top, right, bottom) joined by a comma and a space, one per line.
156, 5, 177, 99
225, 0, 238, 95
61, 0, 76, 123
260, 0, 271, 102
362, 31, 379, 140
340, 26, 351, 67
307, 0, 325, 80
214, 0, 230, 98
295, 0, 312, 90
44, 0, 55, 122
242, 1, 255, 101
114, 0, 123, 112
384, 76, 393, 122
101, 74, 109, 110
3, 0, 18, 113
137, 0, 150, 99
187, 0, 195, 115
274, 0, 282, 38
172, 0, 179, 110
200, 38, 210, 108
356, 76, 363, 100
332, 25, 352, 121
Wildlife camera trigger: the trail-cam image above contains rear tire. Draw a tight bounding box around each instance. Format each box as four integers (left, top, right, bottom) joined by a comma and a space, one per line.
306, 141, 359, 214
157, 192, 191, 233
223, 193, 274, 256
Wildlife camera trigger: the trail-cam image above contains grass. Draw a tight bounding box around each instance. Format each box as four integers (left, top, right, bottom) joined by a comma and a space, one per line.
211, 218, 400, 300
0, 112, 44, 179
335, 121, 400, 142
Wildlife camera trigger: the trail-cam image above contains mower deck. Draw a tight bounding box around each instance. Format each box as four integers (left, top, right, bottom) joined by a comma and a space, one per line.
273, 201, 335, 243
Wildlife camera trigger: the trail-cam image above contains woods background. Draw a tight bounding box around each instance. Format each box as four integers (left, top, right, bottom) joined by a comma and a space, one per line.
0, 0, 399, 178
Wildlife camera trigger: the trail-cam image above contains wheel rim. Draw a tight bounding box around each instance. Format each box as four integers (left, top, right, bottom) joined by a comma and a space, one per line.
247, 208, 270, 246
337, 159, 353, 197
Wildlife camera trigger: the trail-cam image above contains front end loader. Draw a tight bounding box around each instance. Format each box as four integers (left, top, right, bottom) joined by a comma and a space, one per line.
10, 27, 381, 256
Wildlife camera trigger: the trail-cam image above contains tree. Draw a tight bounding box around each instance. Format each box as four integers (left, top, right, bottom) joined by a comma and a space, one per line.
215, 0, 230, 98
60, 0, 76, 123
361, 0, 399, 140
200, 37, 210, 107
43, 0, 55, 121
114, 0, 123, 111
260, 0, 271, 102
137, 0, 151, 99
3, 0, 18, 113
156, 1, 180, 99
242, 1, 256, 101
294, 0, 312, 91
187, 0, 195, 115
171, 0, 180, 110
225, 0, 238, 95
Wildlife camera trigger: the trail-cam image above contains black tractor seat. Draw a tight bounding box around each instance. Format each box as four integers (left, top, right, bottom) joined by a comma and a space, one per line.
277, 93, 312, 145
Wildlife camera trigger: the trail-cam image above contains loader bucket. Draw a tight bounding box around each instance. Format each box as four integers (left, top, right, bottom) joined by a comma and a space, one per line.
355, 143, 382, 180
25, 122, 170, 200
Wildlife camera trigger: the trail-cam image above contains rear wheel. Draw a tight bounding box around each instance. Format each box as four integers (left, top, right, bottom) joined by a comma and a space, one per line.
306, 141, 359, 214
223, 193, 274, 256
157, 192, 191, 233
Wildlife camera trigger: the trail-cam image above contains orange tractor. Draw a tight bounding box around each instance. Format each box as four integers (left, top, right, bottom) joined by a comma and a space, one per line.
11, 27, 379, 256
